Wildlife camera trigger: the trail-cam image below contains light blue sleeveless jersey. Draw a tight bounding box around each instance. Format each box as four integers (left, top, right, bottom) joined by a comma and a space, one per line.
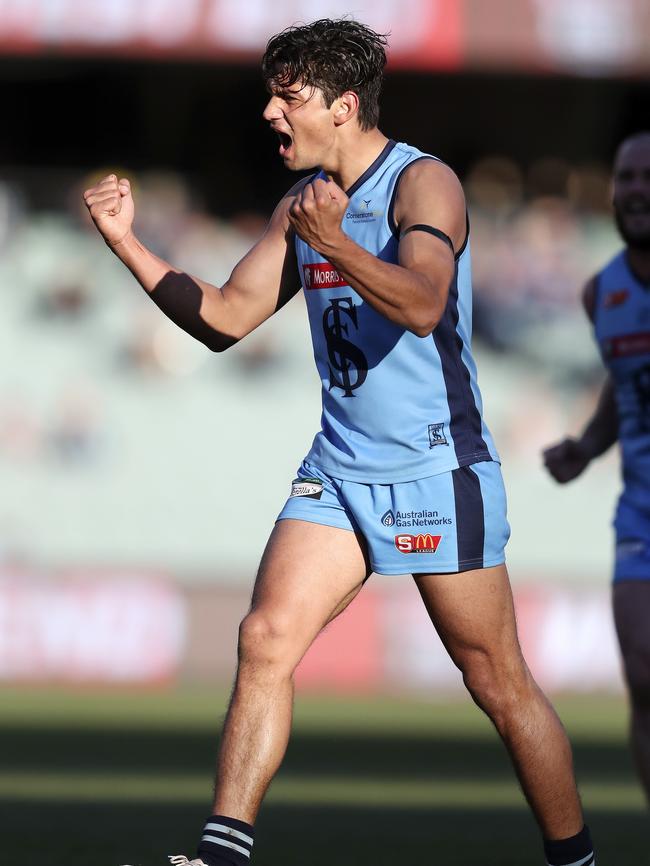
594, 250, 650, 511
297, 139, 499, 483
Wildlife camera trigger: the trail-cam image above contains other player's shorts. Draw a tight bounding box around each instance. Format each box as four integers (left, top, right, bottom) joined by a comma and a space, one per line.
277, 459, 510, 575
614, 495, 650, 582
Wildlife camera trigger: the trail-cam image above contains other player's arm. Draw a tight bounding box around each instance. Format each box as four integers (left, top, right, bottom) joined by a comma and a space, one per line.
83, 174, 302, 352
543, 277, 618, 483
287, 159, 464, 336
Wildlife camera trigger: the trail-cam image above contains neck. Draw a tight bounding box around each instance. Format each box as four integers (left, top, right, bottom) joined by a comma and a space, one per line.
321, 128, 389, 192
627, 248, 650, 284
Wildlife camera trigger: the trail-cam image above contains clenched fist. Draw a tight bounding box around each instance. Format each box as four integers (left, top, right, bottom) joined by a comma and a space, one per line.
83, 174, 134, 248
288, 177, 348, 254
543, 437, 591, 484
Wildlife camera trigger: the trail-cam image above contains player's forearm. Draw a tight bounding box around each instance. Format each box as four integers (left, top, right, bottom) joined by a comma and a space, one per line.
110, 230, 174, 292
577, 379, 618, 459
110, 231, 236, 352
323, 234, 446, 336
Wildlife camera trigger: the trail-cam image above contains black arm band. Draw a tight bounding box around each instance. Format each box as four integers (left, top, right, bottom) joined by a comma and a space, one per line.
149, 271, 236, 352
400, 223, 454, 254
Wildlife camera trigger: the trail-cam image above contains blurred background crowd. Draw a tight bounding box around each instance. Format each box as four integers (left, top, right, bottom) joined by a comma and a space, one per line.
1, 0, 649, 690
0, 136, 624, 582
3, 6, 650, 863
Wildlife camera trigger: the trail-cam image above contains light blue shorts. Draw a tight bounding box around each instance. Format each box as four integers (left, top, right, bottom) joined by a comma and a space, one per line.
277, 459, 510, 575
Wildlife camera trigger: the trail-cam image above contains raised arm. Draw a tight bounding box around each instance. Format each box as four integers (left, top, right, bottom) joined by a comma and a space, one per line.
83, 174, 303, 352
286, 159, 465, 337
543, 277, 619, 483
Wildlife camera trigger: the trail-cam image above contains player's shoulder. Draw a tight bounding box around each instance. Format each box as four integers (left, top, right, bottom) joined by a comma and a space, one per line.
396, 154, 463, 196
393, 153, 465, 240
582, 250, 626, 320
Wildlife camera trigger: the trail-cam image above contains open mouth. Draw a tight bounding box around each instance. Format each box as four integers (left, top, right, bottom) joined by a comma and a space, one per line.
276, 130, 293, 157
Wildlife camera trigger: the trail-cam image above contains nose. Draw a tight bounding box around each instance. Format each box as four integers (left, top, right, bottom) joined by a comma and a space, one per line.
262, 96, 284, 122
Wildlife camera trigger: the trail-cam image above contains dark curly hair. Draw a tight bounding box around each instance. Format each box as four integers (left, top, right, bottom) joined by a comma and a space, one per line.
262, 19, 388, 131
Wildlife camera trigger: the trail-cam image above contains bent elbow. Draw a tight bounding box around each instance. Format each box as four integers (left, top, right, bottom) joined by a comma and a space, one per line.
411, 324, 434, 338
207, 333, 239, 353
409, 312, 442, 338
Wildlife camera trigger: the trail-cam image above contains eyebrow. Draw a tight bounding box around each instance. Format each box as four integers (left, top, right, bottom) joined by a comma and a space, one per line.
267, 77, 310, 98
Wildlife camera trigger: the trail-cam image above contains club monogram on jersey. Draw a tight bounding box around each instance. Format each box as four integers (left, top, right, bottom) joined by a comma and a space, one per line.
322, 298, 368, 397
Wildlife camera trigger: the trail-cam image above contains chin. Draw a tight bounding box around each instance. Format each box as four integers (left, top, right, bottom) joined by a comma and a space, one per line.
286, 156, 317, 173
615, 209, 650, 249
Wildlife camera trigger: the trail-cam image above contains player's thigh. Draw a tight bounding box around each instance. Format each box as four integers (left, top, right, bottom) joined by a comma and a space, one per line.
244, 518, 370, 663
613, 580, 650, 703
413, 563, 524, 679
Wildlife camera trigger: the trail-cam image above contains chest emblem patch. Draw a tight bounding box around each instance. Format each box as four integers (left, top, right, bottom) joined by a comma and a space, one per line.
604, 289, 630, 309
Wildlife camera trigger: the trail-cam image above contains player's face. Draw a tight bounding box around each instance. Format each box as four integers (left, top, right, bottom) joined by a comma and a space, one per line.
263, 80, 336, 171
613, 139, 650, 250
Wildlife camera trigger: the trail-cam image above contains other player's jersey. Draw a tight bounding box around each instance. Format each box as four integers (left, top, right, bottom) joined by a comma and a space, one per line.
594, 250, 650, 509
296, 139, 499, 482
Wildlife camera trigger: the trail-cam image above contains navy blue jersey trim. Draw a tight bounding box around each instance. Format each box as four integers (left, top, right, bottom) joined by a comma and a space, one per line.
455, 212, 470, 261
346, 139, 396, 198
401, 223, 454, 252
432, 263, 489, 462
388, 155, 438, 236
388, 158, 469, 258
452, 465, 485, 569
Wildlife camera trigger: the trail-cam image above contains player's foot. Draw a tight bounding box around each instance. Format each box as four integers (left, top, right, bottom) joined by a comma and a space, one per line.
119, 859, 207, 866
168, 857, 208, 866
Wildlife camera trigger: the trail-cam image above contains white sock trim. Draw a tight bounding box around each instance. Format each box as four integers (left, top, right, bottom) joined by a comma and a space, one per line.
201, 835, 251, 859
204, 823, 254, 847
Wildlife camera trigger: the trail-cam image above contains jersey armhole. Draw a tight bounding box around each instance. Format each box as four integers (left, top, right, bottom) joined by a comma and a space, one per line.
388, 157, 469, 260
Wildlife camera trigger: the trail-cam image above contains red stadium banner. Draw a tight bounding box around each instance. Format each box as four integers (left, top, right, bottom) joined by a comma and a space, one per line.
0, 0, 462, 69
0, 0, 648, 74
295, 589, 383, 692
0, 568, 623, 690
464, 0, 650, 76
0, 568, 187, 683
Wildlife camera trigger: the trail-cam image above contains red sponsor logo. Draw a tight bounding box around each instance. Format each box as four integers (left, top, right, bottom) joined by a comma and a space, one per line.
604, 332, 650, 359
604, 289, 629, 309
303, 263, 348, 290
394, 534, 442, 554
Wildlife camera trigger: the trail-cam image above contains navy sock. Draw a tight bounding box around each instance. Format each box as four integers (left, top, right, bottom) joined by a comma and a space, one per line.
197, 815, 255, 866
544, 825, 594, 866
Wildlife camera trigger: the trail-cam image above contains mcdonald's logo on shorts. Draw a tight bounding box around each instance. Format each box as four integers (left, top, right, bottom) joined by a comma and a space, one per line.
394, 534, 442, 554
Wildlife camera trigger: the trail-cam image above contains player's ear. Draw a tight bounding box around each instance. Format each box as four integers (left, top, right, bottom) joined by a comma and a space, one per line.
333, 91, 359, 127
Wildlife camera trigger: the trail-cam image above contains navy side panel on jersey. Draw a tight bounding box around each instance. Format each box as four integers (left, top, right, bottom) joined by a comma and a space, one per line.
297, 140, 499, 483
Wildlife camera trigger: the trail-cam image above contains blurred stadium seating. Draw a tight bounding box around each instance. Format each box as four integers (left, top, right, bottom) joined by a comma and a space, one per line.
1, 0, 648, 689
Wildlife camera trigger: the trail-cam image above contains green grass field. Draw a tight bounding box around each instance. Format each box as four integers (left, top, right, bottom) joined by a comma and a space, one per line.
0, 688, 646, 865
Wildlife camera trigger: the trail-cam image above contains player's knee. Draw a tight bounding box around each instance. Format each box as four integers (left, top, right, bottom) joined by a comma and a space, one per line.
459, 647, 528, 720
237, 610, 295, 670
461, 652, 501, 712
